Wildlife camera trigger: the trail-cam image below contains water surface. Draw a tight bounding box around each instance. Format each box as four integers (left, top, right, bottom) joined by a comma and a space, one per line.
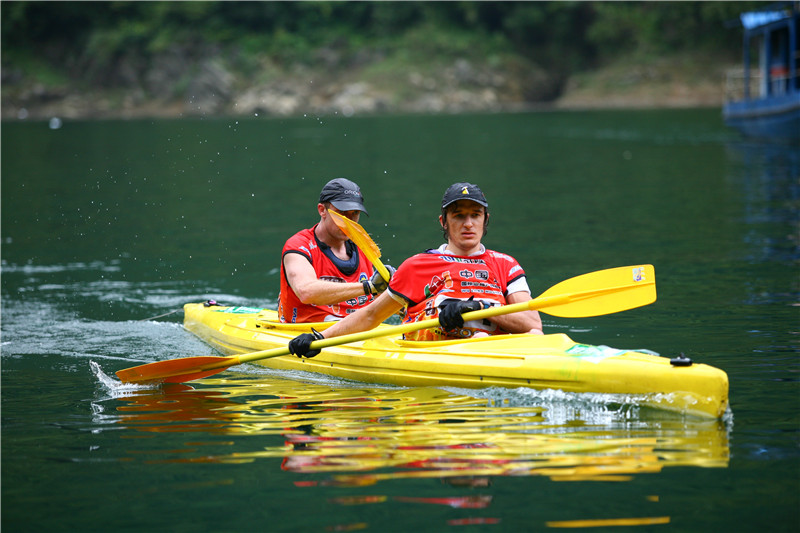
2, 110, 798, 531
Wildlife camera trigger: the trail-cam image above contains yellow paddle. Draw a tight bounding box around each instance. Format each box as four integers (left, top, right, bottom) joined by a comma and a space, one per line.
115, 264, 656, 384
328, 209, 391, 282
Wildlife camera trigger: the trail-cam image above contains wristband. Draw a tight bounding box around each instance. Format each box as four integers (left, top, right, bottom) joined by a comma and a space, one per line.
362, 280, 372, 296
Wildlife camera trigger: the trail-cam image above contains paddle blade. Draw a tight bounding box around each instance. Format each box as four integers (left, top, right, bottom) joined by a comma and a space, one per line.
116, 356, 236, 384
329, 210, 381, 258
328, 210, 390, 281
536, 265, 656, 317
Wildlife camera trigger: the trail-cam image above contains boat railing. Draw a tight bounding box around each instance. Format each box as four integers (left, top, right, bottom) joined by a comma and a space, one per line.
725, 66, 798, 102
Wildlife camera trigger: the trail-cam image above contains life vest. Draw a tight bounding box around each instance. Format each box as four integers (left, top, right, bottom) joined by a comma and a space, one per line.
278, 225, 374, 323
389, 247, 528, 340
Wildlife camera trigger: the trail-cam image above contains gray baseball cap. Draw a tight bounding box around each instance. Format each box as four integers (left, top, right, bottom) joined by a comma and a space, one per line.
319, 178, 368, 214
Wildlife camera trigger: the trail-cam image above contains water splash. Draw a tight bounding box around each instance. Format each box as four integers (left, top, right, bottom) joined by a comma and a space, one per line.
445, 385, 646, 426
90, 360, 154, 397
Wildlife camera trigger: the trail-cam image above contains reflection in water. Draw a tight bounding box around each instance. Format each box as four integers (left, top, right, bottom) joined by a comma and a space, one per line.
726, 140, 799, 266
94, 369, 729, 487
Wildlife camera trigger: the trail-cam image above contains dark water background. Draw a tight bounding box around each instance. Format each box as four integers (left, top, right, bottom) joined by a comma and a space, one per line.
2, 109, 798, 531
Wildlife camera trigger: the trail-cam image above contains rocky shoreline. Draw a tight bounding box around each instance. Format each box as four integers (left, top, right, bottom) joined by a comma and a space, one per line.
2, 52, 731, 122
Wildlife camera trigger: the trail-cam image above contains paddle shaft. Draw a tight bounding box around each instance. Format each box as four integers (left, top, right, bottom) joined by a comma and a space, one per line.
116, 265, 655, 383
238, 281, 648, 364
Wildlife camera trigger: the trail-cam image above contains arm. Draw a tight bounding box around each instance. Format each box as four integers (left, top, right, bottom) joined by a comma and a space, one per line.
283, 253, 367, 305
488, 291, 543, 335
321, 291, 404, 338
288, 291, 404, 358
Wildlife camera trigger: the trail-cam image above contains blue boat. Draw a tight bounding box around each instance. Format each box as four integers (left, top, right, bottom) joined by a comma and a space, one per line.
723, 2, 800, 140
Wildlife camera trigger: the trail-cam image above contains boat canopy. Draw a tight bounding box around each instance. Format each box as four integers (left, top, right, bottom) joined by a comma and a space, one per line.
741, 10, 791, 31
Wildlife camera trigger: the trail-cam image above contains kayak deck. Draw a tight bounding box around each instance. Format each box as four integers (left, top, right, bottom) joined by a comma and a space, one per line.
183, 303, 729, 418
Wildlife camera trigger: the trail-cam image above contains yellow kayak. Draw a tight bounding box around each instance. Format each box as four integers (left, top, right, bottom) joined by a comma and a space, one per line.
183, 302, 729, 419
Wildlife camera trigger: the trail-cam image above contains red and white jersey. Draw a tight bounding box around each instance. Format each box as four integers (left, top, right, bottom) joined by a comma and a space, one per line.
278, 225, 374, 323
388, 244, 530, 340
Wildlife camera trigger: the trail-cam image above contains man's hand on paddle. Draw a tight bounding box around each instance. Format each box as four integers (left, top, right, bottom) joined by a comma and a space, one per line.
438, 296, 483, 331
288, 328, 324, 358
363, 265, 396, 295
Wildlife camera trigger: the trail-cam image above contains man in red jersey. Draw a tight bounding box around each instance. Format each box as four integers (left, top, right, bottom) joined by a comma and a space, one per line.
289, 182, 542, 357
278, 178, 392, 323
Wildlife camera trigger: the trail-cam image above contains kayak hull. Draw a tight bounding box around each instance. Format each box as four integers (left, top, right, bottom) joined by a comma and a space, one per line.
183, 303, 729, 418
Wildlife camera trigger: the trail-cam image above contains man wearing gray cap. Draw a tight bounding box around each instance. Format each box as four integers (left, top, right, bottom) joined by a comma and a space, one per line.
289, 182, 542, 357
278, 178, 391, 323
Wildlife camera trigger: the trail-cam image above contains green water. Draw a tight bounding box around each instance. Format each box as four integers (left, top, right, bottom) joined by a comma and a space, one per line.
2, 110, 798, 532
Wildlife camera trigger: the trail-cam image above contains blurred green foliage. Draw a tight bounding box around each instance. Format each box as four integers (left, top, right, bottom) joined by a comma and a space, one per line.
1, 1, 766, 80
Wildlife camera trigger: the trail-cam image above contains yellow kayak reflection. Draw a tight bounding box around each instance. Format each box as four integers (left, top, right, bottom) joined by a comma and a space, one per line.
112, 372, 729, 484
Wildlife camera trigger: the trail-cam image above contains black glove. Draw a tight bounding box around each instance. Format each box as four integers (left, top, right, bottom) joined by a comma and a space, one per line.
363, 265, 396, 295
438, 296, 483, 331
288, 328, 325, 358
